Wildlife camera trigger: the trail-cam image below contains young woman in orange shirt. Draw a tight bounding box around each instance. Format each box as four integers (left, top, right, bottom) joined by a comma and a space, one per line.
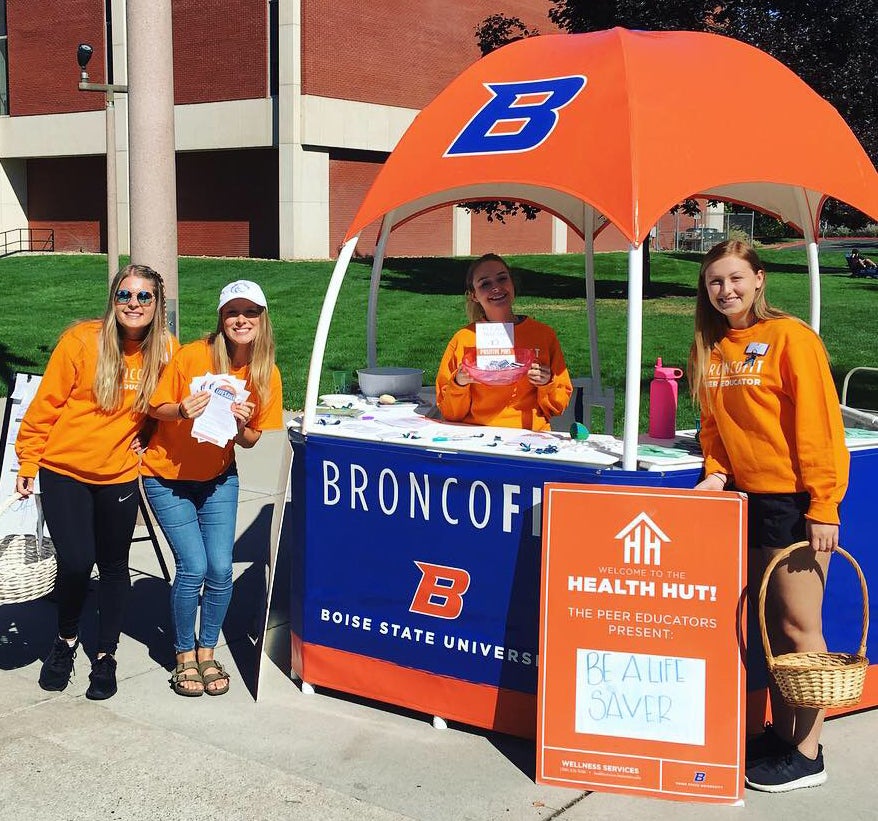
436, 253, 572, 431
141, 280, 283, 697
689, 241, 849, 793
16, 264, 174, 700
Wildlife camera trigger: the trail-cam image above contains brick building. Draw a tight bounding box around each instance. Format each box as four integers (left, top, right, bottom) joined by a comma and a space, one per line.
0, 1, 689, 259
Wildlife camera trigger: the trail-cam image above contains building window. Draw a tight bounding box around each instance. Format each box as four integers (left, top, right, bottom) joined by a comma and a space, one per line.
268, 0, 278, 96
105, 0, 114, 83
0, 0, 8, 115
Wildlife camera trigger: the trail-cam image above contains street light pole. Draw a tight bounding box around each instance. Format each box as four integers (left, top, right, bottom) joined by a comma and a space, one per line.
126, 0, 179, 337
76, 43, 127, 288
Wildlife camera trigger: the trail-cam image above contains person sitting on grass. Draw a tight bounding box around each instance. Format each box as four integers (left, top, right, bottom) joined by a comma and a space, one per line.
848, 248, 878, 277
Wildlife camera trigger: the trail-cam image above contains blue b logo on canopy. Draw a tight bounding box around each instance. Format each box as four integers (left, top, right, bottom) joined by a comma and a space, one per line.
445, 75, 587, 157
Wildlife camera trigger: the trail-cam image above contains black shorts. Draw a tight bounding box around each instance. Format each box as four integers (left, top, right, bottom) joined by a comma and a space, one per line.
746, 491, 809, 549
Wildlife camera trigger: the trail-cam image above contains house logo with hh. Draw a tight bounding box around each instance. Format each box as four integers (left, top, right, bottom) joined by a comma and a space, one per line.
615, 512, 670, 566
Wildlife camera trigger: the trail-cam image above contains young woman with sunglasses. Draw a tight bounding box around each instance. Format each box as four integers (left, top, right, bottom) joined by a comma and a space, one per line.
16, 264, 175, 700
141, 280, 283, 697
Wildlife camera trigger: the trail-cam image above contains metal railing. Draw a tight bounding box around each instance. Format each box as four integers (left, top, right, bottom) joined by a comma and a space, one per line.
674, 212, 754, 252
0, 228, 55, 257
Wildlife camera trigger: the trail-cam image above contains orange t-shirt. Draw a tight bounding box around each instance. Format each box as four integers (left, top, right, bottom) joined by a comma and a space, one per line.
141, 338, 284, 481
16, 320, 176, 485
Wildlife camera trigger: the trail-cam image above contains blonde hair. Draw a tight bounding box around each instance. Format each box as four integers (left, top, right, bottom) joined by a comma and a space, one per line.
94, 264, 171, 414
209, 292, 276, 407
688, 241, 790, 407
464, 253, 511, 323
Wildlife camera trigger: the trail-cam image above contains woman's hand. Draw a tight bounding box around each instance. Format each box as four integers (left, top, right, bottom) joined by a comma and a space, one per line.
130, 420, 156, 455
694, 472, 727, 491
15, 475, 34, 498
454, 368, 474, 386
179, 390, 210, 421
806, 520, 839, 553
232, 400, 256, 429
527, 362, 552, 386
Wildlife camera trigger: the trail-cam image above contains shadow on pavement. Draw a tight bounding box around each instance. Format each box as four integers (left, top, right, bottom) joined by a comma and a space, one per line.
0, 593, 56, 669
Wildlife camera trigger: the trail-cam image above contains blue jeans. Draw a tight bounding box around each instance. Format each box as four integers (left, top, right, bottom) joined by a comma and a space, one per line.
143, 468, 239, 652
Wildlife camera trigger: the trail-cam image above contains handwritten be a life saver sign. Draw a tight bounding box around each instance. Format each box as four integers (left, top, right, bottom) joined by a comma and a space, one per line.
575, 649, 705, 745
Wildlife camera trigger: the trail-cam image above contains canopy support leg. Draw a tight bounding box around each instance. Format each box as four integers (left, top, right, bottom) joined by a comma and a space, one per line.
583, 206, 601, 391
795, 188, 821, 332
622, 243, 644, 471
303, 236, 359, 433
367, 220, 392, 368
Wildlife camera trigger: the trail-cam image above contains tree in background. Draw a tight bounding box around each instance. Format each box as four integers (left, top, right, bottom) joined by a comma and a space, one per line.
544, 0, 878, 230
474, 2, 876, 231
547, 0, 720, 33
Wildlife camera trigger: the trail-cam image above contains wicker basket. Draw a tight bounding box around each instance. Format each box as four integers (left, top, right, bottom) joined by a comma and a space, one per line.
759, 541, 869, 709
0, 493, 57, 604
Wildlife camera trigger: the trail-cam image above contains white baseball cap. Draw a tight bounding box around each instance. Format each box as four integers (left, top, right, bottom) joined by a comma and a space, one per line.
217, 280, 268, 312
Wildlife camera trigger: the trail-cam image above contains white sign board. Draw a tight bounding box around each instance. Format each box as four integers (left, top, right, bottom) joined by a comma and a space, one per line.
0, 373, 44, 538
575, 648, 706, 745
475, 321, 515, 369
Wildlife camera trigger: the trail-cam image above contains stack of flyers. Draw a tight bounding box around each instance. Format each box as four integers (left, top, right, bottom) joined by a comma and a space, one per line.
188, 372, 250, 447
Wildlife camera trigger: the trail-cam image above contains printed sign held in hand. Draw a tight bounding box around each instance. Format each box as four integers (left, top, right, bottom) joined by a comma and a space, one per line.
188, 372, 250, 447
475, 321, 516, 370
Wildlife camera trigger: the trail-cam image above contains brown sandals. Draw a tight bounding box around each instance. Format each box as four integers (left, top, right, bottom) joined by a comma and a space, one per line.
197, 658, 230, 696
171, 660, 204, 697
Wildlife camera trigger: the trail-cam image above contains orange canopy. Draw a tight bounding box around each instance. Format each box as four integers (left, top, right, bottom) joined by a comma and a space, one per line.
345, 28, 878, 245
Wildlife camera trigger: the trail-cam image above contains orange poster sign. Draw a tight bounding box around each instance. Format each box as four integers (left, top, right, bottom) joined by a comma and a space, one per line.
536, 484, 747, 804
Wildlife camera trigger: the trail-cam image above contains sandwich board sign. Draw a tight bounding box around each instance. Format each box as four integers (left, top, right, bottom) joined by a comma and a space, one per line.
537, 483, 746, 804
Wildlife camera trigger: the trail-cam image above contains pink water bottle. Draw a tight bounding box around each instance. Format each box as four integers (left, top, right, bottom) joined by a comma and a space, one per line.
649, 358, 683, 440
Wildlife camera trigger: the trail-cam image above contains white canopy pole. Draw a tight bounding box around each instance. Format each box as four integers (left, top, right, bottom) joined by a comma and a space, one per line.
583, 205, 602, 390
622, 243, 644, 471
794, 188, 821, 332
804, 233, 821, 333
366, 219, 393, 367
302, 236, 360, 434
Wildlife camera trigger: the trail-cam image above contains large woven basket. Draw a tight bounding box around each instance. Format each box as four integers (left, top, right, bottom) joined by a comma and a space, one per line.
759, 541, 869, 709
0, 493, 57, 604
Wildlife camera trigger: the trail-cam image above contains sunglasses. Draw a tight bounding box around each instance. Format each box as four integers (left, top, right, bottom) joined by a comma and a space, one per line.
115, 289, 155, 306
222, 307, 263, 319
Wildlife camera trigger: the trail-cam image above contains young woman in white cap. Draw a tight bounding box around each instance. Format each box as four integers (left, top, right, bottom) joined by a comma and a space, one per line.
141, 280, 283, 696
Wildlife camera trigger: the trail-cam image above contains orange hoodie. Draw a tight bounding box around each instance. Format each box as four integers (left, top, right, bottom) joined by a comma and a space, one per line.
436, 317, 572, 431
699, 317, 849, 524
16, 320, 170, 485
141, 338, 283, 482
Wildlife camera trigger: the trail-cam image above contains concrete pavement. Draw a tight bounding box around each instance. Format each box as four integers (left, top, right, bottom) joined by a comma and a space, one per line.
1, 426, 877, 820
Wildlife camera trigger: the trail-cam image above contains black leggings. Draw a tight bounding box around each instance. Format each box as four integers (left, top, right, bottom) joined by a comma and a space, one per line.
39, 468, 139, 654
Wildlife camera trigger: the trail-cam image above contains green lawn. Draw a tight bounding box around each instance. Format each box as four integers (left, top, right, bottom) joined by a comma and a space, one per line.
1, 249, 875, 434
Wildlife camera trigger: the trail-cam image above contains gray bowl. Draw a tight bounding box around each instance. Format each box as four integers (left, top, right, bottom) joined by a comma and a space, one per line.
357, 367, 424, 398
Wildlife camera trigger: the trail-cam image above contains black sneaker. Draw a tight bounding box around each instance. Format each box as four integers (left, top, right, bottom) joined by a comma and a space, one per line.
746, 723, 793, 765
745, 745, 826, 792
38, 637, 78, 691
85, 655, 118, 700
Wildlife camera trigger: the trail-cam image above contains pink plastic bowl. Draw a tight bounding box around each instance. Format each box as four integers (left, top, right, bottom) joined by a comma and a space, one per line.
461, 347, 535, 386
